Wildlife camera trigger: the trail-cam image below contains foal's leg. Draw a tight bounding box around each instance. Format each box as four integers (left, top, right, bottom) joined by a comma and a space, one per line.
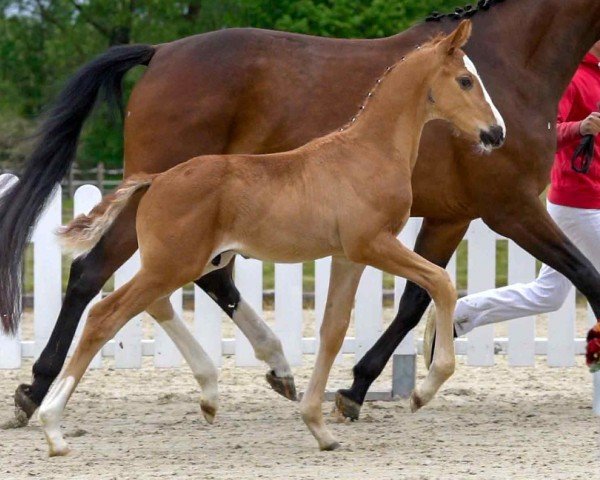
146, 298, 219, 423
4, 206, 139, 429
299, 256, 365, 451
195, 259, 295, 400
38, 271, 175, 457
336, 219, 468, 419
350, 234, 457, 411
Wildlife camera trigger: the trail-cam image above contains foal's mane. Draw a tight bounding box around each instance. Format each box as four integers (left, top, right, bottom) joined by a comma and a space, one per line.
338, 36, 444, 133
426, 0, 508, 22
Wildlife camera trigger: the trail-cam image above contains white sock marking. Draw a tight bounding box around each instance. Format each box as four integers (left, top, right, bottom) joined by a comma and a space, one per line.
39, 376, 75, 455
232, 299, 292, 377
159, 314, 218, 402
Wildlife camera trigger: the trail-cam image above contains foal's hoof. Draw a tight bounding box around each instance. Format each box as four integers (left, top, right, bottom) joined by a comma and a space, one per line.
409, 390, 424, 413
334, 390, 361, 421
266, 370, 298, 401
320, 441, 342, 452
200, 401, 217, 425
1, 384, 38, 429
48, 441, 71, 458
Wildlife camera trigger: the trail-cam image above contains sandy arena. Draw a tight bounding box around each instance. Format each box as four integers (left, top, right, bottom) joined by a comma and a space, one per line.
1, 308, 599, 479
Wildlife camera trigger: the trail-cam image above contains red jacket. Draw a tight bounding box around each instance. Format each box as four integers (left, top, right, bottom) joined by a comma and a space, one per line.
548, 53, 600, 209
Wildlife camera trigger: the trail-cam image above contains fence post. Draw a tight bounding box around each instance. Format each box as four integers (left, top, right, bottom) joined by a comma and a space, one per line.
68, 166, 75, 198
0, 174, 21, 369
547, 288, 576, 367
392, 218, 422, 398
594, 372, 600, 416
274, 263, 303, 365
466, 220, 496, 366
72, 185, 103, 368
355, 267, 383, 363
588, 303, 600, 415
194, 285, 222, 366
314, 257, 333, 359
234, 257, 262, 366
113, 251, 143, 368
33, 186, 62, 359
96, 162, 105, 194
154, 289, 183, 368
507, 241, 536, 366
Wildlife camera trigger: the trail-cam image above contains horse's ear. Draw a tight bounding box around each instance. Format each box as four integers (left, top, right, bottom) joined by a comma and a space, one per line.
439, 20, 472, 56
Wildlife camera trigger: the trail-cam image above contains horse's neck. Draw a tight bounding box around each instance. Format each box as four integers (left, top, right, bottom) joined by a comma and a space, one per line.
471, 0, 600, 104
343, 54, 431, 165
399, 0, 600, 109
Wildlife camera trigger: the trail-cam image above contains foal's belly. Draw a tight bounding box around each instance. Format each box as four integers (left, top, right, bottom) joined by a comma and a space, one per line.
219, 219, 343, 264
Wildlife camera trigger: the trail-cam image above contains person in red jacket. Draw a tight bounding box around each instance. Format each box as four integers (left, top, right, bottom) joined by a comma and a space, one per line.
424, 41, 600, 371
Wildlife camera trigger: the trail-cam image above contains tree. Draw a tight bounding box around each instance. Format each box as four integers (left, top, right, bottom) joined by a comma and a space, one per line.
0, 0, 466, 170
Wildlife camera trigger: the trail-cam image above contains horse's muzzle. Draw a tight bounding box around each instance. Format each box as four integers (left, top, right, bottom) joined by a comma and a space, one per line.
480, 125, 505, 148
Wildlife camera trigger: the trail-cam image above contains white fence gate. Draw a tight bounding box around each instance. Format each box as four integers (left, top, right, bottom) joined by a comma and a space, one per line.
0, 175, 598, 412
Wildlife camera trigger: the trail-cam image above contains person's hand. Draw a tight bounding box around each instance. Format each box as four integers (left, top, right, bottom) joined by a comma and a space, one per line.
580, 112, 600, 136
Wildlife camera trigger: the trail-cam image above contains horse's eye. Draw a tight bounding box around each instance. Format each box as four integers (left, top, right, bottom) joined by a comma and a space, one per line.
458, 76, 473, 90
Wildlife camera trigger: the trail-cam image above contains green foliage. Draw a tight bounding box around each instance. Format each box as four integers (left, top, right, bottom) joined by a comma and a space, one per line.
0, 0, 464, 170
244, 0, 462, 38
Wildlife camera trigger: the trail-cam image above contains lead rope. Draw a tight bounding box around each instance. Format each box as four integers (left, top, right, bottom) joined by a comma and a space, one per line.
571, 102, 599, 174
571, 134, 595, 174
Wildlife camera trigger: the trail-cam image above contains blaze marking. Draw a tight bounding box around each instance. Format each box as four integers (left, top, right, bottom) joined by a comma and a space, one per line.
462, 54, 506, 136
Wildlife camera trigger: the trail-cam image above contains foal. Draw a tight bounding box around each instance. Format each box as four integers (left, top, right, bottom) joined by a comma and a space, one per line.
40, 20, 504, 454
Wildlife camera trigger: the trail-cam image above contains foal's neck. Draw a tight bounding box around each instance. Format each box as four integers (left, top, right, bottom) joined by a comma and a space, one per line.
341, 50, 433, 166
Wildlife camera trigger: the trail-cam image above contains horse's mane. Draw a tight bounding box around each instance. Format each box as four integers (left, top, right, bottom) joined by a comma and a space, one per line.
426, 0, 507, 22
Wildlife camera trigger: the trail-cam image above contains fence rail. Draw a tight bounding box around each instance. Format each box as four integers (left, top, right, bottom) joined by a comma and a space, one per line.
65, 164, 124, 196
0, 174, 597, 412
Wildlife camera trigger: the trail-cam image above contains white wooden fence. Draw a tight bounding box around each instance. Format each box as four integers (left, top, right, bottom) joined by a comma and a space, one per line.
0, 175, 598, 412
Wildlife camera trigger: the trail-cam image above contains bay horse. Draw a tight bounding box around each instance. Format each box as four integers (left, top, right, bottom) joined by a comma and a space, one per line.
38, 21, 504, 455
1, 0, 600, 427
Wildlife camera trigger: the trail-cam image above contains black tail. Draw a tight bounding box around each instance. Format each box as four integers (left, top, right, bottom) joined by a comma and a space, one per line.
0, 44, 155, 335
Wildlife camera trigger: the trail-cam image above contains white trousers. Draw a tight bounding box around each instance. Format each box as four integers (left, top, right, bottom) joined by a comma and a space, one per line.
454, 201, 600, 336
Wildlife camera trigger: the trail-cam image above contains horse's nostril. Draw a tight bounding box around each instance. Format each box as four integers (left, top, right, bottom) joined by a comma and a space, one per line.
480, 126, 504, 147
480, 130, 493, 146
490, 125, 505, 145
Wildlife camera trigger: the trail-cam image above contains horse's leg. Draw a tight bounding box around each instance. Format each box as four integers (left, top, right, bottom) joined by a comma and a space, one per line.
146, 297, 219, 422
195, 259, 295, 400
299, 256, 365, 450
336, 219, 469, 419
348, 234, 457, 411
3, 206, 138, 430
482, 199, 600, 368
38, 270, 177, 457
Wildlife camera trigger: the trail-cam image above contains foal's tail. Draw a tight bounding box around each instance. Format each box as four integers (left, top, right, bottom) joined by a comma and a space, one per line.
58, 175, 156, 256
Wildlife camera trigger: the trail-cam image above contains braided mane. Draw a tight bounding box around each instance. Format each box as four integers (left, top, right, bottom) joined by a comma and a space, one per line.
426, 0, 507, 22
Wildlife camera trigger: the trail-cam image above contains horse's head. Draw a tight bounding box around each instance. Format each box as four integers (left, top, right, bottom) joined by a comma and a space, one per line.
427, 20, 506, 152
